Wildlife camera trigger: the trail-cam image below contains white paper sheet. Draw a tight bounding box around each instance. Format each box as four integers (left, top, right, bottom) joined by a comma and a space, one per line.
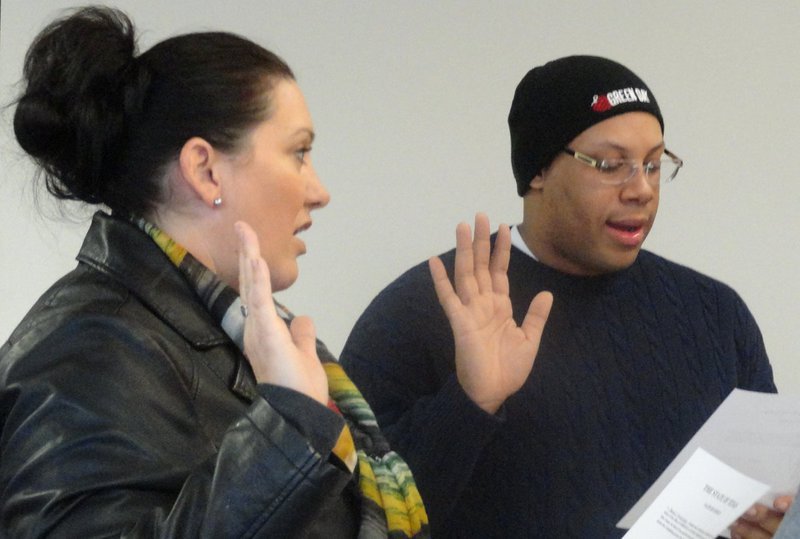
622, 448, 769, 538
618, 389, 800, 536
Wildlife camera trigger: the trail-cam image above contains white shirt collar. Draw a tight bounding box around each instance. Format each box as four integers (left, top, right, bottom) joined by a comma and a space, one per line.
510, 224, 538, 261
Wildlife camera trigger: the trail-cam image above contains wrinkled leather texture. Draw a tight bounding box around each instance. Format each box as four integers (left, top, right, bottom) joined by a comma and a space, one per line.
0, 212, 359, 538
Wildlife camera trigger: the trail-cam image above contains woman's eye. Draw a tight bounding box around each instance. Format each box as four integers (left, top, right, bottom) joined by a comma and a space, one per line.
295, 148, 310, 163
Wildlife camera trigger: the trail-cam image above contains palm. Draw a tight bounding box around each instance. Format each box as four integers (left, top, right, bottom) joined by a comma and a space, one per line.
236, 222, 328, 405
430, 214, 552, 413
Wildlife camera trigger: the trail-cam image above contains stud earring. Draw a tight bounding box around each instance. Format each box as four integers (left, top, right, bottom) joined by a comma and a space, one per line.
213, 197, 222, 207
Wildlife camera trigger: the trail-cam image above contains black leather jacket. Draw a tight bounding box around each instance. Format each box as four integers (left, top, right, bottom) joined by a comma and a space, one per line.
0, 212, 360, 537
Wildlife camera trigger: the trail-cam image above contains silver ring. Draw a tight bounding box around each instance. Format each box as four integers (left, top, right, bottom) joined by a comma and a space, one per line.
240, 304, 248, 318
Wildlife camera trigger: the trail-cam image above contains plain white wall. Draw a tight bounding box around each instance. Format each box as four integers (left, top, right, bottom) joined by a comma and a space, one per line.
2, 1, 798, 393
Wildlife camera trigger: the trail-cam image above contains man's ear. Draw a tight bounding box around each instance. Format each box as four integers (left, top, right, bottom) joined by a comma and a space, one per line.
529, 171, 546, 191
177, 137, 222, 207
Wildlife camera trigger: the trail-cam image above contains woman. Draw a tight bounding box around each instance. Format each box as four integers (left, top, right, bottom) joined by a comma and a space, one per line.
0, 6, 552, 538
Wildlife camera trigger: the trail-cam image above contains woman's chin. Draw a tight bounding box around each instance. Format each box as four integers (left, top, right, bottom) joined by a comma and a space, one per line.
270, 265, 299, 292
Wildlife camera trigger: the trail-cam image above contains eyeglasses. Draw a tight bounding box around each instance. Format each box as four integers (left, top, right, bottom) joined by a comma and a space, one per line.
562, 148, 684, 186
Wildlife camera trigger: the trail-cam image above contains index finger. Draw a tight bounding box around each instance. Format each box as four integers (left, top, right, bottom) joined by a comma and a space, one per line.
429, 255, 459, 316
235, 221, 278, 320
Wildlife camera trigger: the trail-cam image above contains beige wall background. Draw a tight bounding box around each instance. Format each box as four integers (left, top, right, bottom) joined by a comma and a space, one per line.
2, 1, 799, 392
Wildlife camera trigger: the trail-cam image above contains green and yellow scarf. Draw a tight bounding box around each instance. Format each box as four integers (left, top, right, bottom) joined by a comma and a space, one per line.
134, 217, 429, 538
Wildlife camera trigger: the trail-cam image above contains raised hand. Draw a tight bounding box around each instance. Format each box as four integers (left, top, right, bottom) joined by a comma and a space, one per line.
429, 213, 552, 414
236, 221, 328, 405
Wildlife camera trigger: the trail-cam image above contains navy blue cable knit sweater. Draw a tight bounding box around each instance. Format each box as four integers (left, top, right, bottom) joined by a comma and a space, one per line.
341, 243, 775, 538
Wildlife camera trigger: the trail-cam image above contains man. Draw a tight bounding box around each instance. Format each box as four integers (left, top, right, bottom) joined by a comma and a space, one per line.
341, 56, 782, 538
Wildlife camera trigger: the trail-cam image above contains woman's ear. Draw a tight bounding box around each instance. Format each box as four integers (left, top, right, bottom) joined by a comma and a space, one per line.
177, 137, 222, 207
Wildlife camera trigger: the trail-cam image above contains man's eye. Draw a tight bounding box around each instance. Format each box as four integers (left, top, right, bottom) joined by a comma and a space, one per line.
644, 161, 662, 172
599, 160, 625, 174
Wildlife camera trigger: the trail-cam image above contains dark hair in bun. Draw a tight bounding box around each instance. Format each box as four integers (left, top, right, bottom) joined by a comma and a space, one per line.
14, 6, 294, 216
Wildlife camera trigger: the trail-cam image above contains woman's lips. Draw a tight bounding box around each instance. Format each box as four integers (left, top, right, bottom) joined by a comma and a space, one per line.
294, 222, 311, 253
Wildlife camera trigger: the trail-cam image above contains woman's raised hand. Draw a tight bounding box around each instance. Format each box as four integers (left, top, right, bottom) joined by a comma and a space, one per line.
429, 213, 553, 414
236, 221, 328, 405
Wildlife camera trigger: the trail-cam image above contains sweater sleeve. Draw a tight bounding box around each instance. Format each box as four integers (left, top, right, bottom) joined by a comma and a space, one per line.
341, 261, 502, 530
731, 290, 777, 393
0, 315, 354, 538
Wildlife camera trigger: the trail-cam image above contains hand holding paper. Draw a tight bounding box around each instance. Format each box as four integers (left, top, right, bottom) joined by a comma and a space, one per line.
622, 448, 770, 539
619, 390, 800, 539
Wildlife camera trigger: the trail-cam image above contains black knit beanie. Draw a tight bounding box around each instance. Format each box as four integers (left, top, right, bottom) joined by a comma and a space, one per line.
508, 55, 664, 196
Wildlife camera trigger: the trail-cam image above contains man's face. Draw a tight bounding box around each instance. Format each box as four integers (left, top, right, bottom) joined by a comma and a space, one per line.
524, 112, 664, 276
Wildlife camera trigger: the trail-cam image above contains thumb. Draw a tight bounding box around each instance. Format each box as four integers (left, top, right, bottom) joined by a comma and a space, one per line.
521, 291, 553, 343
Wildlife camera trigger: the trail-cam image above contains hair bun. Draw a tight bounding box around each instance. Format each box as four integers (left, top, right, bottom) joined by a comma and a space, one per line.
14, 92, 68, 160
13, 7, 139, 204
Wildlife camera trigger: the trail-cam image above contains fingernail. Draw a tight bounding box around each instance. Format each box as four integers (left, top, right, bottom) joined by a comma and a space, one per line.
747, 506, 758, 517
776, 499, 790, 511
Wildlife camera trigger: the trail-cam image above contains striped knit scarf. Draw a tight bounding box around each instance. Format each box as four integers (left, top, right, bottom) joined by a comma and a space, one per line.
133, 217, 429, 538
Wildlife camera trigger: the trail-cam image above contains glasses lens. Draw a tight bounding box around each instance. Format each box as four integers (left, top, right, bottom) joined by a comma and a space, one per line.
598, 160, 633, 185
659, 157, 680, 183
593, 152, 682, 185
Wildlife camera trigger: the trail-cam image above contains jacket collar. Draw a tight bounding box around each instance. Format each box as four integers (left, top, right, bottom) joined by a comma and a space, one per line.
76, 211, 230, 349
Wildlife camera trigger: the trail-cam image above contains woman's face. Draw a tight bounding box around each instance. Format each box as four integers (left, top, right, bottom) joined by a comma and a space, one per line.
216, 79, 330, 292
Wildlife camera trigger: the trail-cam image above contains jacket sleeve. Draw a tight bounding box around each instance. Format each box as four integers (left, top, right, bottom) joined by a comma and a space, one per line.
340, 261, 502, 530
0, 315, 354, 538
